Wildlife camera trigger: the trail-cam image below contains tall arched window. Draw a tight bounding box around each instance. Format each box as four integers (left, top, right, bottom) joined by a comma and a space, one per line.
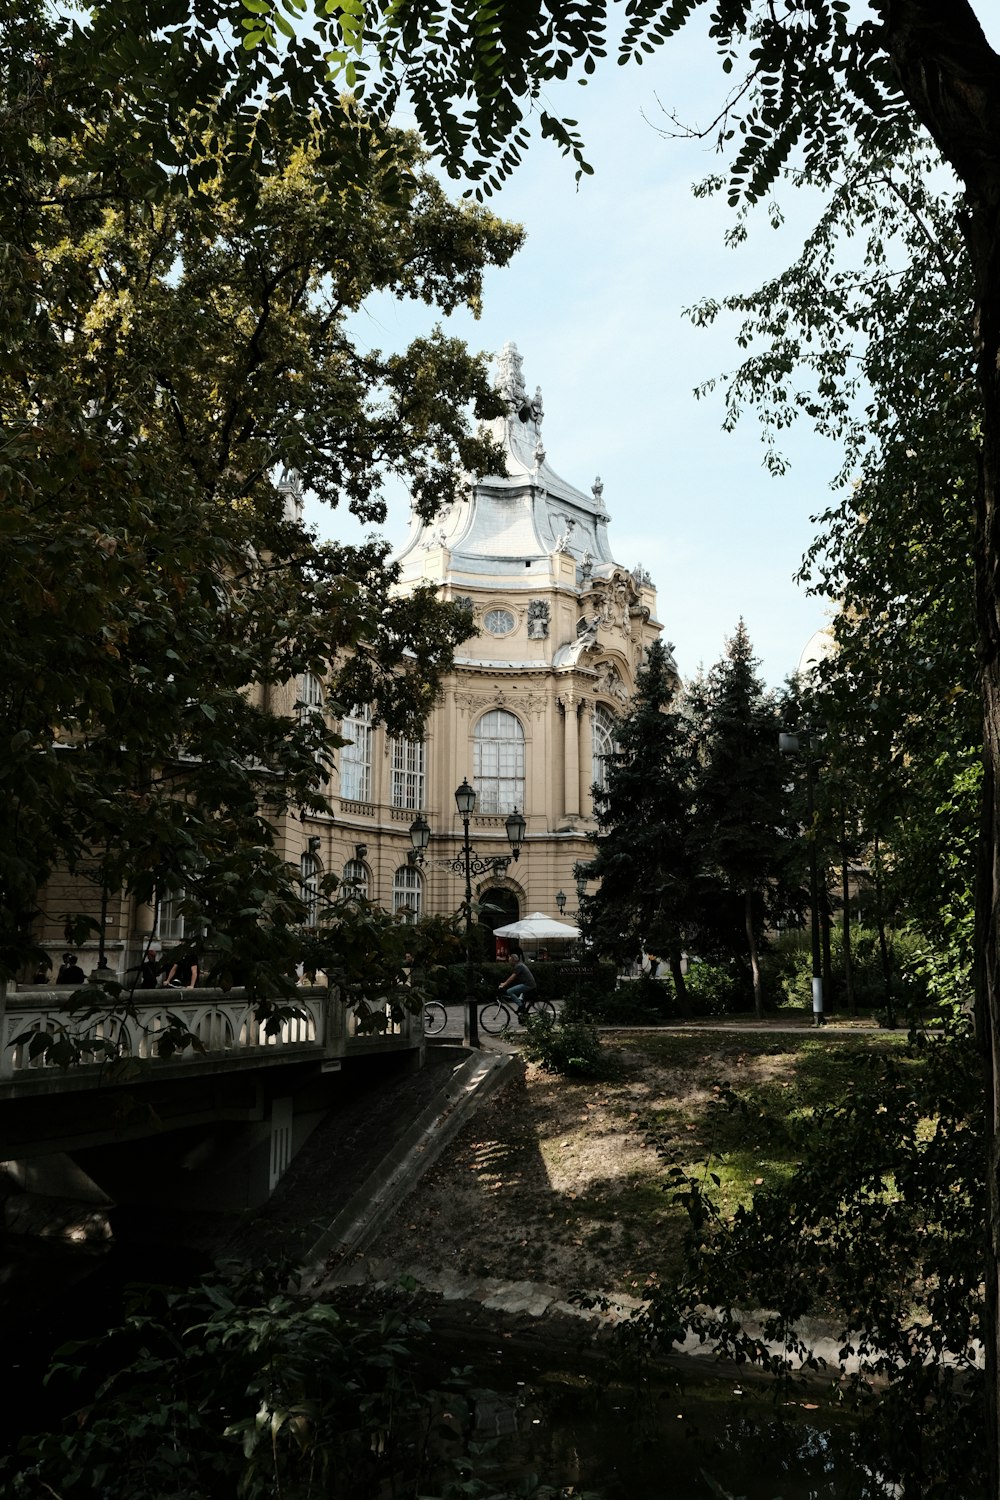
297, 671, 324, 724
342, 857, 370, 899
592, 704, 618, 793
473, 710, 525, 814
300, 852, 320, 926
391, 737, 425, 810
392, 865, 423, 923
340, 704, 372, 802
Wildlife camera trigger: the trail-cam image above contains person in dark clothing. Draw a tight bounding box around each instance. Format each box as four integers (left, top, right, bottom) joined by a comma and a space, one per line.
55, 953, 85, 985
127, 944, 162, 990
498, 954, 536, 1020
164, 953, 199, 988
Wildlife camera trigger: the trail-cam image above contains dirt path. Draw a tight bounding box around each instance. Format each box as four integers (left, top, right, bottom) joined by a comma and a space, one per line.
365, 1039, 701, 1296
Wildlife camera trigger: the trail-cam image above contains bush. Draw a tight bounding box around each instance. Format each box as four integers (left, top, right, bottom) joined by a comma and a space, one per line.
1, 1262, 487, 1499
517, 1013, 604, 1077
769, 924, 931, 1016
430, 959, 618, 1007
681, 961, 744, 1016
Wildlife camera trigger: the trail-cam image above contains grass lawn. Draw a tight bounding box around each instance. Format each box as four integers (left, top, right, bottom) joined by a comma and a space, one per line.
378, 1026, 922, 1297
625, 1029, 920, 1226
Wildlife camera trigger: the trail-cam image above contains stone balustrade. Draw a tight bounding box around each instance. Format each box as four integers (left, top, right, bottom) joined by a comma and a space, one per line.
0, 983, 419, 1088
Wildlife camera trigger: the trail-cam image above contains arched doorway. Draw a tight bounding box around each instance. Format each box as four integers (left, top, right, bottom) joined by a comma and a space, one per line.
478, 887, 519, 959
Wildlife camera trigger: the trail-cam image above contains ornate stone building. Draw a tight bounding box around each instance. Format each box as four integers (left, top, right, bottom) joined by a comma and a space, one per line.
296, 343, 671, 941
28, 345, 672, 979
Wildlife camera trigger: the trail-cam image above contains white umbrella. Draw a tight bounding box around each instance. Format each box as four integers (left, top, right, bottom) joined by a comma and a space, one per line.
492, 912, 581, 941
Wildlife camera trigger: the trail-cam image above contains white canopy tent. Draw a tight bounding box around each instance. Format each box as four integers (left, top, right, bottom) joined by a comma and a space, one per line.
492, 912, 581, 944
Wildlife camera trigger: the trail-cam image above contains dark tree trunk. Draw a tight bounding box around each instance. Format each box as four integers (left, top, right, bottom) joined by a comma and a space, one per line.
885, 3, 1000, 1484
820, 879, 833, 1013
669, 947, 687, 1012
872, 834, 895, 1027
744, 886, 763, 1019
840, 805, 856, 1017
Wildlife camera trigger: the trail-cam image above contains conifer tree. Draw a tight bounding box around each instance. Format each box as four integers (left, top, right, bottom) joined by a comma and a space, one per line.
695, 621, 791, 1019
578, 640, 698, 1005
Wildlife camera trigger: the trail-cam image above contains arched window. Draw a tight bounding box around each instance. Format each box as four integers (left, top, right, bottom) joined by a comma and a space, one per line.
297, 671, 324, 724
342, 857, 370, 899
473, 710, 525, 814
392, 865, 423, 924
340, 704, 372, 802
300, 852, 320, 926
592, 704, 618, 793
391, 737, 425, 810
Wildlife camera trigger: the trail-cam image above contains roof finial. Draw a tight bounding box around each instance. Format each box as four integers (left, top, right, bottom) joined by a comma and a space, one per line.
495, 341, 527, 412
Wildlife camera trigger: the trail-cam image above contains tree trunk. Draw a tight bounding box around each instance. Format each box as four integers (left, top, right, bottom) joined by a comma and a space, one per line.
744, 886, 763, 1019
840, 806, 856, 1017
886, 4, 1000, 1485
821, 879, 834, 1013
669, 948, 687, 1012
871, 834, 894, 1025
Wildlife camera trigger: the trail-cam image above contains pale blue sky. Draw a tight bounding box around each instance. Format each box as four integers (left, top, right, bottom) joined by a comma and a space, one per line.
309, 7, 997, 690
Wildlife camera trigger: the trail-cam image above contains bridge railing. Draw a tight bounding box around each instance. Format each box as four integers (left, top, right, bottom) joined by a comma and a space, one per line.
0, 983, 421, 1085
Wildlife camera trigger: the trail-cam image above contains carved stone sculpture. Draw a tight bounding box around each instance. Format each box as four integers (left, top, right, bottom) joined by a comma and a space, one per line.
527, 600, 550, 639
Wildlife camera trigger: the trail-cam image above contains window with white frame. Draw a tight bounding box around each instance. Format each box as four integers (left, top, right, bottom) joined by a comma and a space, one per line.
156, 886, 186, 943
340, 703, 373, 802
473, 709, 525, 814
391, 737, 425, 810
297, 671, 324, 724
300, 852, 320, 926
592, 704, 618, 793
392, 864, 422, 923
342, 858, 370, 899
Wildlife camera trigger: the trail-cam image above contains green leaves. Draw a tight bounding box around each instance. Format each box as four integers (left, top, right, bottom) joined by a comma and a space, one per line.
0, 14, 521, 979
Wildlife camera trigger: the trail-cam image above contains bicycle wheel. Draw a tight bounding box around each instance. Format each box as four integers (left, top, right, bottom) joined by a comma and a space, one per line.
423, 1001, 447, 1037
478, 1000, 511, 1035
532, 998, 556, 1022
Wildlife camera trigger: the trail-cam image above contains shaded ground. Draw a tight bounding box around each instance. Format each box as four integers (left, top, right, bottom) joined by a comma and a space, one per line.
190, 1023, 901, 1297
364, 1025, 904, 1297
192, 1046, 465, 1263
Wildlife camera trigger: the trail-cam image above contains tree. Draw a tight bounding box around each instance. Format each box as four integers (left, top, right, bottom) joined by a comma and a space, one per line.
0, 8, 523, 995
693, 621, 792, 1019
578, 638, 699, 1004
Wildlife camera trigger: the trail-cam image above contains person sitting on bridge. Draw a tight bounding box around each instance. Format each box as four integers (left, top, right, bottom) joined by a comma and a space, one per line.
164, 952, 199, 989
498, 953, 536, 1023
55, 953, 85, 985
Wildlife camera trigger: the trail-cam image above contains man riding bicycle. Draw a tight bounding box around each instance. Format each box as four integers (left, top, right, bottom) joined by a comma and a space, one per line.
498, 953, 537, 1023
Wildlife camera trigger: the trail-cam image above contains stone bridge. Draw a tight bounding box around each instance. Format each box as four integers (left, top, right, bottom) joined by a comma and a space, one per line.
0, 983, 425, 1230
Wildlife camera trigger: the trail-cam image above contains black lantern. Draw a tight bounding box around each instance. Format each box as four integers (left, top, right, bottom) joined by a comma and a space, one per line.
454, 778, 477, 818
504, 806, 526, 860
408, 814, 431, 865
555, 890, 567, 915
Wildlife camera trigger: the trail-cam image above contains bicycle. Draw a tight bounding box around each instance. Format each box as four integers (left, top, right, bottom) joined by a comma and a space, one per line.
423, 1000, 448, 1037
478, 990, 556, 1035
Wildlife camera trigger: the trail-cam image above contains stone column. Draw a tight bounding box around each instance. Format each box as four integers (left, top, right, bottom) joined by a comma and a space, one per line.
559, 695, 580, 818
578, 700, 593, 817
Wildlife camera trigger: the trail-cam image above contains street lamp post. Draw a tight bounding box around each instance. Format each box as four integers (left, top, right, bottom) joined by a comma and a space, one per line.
447, 779, 525, 1047
780, 730, 824, 1026
555, 889, 567, 916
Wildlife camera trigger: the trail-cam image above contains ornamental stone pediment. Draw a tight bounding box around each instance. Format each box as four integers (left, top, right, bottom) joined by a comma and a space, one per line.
454, 688, 549, 718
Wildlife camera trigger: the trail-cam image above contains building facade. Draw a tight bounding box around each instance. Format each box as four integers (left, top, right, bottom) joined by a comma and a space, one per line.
29, 345, 672, 979
296, 343, 671, 940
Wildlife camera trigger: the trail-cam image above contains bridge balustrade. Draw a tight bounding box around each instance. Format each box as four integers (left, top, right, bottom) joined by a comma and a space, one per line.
0, 983, 420, 1089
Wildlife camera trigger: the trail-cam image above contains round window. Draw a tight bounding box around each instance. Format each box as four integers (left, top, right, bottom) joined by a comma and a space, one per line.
484, 608, 516, 636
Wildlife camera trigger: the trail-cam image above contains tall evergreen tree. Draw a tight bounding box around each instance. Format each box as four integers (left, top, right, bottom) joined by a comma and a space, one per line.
578, 640, 698, 1004
695, 622, 791, 1020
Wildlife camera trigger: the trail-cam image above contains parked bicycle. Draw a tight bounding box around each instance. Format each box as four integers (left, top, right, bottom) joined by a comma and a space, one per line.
479, 990, 556, 1035
423, 1000, 448, 1036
